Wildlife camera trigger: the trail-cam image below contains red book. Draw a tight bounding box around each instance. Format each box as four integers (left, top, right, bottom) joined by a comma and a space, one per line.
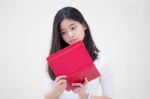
46, 41, 100, 91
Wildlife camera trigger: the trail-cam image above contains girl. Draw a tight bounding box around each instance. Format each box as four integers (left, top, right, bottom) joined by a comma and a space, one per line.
44, 6, 114, 99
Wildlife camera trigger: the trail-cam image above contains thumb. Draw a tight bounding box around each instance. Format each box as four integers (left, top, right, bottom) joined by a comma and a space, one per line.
84, 77, 88, 86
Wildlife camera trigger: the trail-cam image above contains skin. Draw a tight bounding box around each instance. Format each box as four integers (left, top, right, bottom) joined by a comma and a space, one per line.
60, 19, 86, 45
45, 19, 112, 99
45, 75, 67, 99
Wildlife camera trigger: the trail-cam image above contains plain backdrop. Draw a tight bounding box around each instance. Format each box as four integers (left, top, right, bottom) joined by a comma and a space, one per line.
0, 0, 150, 99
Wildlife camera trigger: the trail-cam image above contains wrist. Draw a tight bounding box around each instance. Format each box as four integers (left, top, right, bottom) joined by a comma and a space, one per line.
79, 93, 89, 99
50, 90, 59, 99
45, 92, 58, 99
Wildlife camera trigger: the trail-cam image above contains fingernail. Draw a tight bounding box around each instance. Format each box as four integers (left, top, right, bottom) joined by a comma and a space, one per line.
63, 75, 67, 77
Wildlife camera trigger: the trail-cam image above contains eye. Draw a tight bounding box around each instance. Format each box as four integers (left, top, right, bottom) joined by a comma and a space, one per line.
71, 26, 77, 30
61, 32, 66, 35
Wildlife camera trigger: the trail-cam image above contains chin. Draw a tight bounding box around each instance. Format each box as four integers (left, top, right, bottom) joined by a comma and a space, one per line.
70, 40, 80, 45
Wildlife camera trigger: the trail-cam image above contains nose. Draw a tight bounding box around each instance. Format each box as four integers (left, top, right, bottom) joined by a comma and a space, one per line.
67, 31, 74, 38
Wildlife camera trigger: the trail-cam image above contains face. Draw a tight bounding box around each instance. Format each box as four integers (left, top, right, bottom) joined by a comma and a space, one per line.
60, 19, 86, 45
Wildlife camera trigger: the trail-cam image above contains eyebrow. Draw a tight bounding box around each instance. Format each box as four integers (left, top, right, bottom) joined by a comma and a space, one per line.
68, 23, 76, 27
60, 23, 76, 31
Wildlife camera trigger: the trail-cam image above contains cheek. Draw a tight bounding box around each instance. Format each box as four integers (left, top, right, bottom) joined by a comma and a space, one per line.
62, 36, 68, 41
79, 31, 85, 40
62, 36, 70, 43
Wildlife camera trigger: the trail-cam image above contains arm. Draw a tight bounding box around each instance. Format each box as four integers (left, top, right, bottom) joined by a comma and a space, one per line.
72, 78, 112, 99
72, 84, 112, 99
96, 54, 114, 99
44, 91, 58, 99
72, 55, 114, 99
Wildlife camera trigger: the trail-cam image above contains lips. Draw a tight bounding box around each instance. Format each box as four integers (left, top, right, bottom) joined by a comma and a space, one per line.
70, 39, 78, 44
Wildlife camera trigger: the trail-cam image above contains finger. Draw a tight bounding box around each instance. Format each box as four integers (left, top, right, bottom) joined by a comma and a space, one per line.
58, 82, 67, 89
84, 77, 88, 86
73, 87, 82, 94
57, 79, 67, 85
72, 83, 83, 88
73, 87, 80, 93
54, 79, 67, 91
55, 75, 67, 82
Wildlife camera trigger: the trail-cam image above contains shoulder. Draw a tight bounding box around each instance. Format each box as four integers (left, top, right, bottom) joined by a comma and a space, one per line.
95, 53, 108, 64
94, 53, 111, 75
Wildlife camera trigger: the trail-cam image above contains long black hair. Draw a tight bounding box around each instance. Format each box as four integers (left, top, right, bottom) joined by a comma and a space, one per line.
47, 6, 99, 80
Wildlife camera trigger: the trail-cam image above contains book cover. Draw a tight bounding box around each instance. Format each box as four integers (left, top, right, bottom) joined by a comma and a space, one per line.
46, 41, 100, 91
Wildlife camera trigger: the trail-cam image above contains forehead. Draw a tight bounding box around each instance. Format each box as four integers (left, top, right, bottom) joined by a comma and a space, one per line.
60, 19, 80, 30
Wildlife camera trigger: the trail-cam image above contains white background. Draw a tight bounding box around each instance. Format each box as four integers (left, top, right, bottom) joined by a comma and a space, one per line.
0, 0, 150, 99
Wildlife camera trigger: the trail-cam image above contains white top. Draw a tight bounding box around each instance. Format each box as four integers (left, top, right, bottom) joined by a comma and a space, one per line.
44, 53, 114, 99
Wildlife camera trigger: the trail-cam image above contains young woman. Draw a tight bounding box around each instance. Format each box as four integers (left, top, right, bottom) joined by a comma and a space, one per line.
44, 6, 114, 99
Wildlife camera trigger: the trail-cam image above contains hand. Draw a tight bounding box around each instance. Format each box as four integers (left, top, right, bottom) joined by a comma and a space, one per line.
51, 75, 67, 98
72, 77, 88, 99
